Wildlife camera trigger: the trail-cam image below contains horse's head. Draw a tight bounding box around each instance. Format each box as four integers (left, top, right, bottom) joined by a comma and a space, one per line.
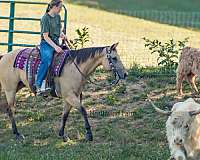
102, 43, 128, 82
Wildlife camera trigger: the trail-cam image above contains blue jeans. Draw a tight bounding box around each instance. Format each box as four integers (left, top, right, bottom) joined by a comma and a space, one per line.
35, 40, 54, 87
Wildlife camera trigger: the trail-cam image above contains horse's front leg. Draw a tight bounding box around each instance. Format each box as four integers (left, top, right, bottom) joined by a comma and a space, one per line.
65, 94, 93, 141
79, 105, 93, 141
59, 103, 72, 142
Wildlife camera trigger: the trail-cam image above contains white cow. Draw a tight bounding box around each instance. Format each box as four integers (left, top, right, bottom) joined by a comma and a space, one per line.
149, 98, 200, 160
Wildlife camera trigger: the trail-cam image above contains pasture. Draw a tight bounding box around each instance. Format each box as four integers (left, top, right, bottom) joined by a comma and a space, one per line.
1, 65, 199, 159
68, 0, 200, 28
0, 67, 173, 159
68, 0, 200, 12
1, 0, 200, 160
1, 0, 200, 67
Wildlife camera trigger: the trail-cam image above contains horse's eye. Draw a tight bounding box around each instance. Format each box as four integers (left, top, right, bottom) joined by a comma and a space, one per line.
112, 57, 117, 61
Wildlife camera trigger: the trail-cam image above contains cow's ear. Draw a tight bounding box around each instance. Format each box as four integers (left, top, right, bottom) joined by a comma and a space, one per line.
189, 109, 200, 116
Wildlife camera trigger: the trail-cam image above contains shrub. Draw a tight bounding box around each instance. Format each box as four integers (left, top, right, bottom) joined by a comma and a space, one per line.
68, 27, 90, 50
143, 37, 189, 70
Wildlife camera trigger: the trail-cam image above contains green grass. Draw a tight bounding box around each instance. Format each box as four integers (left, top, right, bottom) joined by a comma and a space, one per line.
1, 0, 200, 67
1, 66, 193, 160
67, 0, 200, 28
67, 0, 200, 12
2, 64, 200, 159
68, 0, 200, 12
1, 1, 200, 158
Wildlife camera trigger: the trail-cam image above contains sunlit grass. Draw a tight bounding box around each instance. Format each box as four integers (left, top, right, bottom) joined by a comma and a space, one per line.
1, 1, 200, 159
0, 67, 180, 159
1, 0, 200, 67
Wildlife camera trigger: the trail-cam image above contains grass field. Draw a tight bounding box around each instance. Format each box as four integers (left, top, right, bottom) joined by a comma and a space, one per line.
0, 68, 169, 160
67, 0, 200, 28
1, 1, 200, 160
0, 66, 198, 160
1, 0, 200, 67
67, 0, 200, 12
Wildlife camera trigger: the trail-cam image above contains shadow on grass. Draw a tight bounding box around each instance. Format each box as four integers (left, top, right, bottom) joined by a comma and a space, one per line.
0, 67, 180, 160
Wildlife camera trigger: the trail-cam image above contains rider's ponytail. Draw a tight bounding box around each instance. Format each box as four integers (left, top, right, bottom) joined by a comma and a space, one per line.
45, 3, 51, 13
45, 0, 62, 13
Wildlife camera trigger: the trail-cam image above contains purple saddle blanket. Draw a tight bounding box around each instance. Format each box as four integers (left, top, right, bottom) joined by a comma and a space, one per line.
13, 48, 69, 93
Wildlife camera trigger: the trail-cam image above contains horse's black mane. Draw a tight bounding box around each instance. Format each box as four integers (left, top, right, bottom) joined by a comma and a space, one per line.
67, 47, 105, 65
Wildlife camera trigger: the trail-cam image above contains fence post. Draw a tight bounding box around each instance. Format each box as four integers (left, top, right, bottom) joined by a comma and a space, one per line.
8, 0, 15, 52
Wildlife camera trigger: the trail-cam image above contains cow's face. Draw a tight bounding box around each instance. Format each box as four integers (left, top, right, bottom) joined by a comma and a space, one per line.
169, 112, 193, 146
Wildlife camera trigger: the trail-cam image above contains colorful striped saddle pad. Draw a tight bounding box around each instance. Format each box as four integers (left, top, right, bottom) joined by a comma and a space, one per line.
13, 47, 70, 95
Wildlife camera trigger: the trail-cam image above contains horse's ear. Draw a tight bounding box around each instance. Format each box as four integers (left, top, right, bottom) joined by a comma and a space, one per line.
111, 42, 119, 50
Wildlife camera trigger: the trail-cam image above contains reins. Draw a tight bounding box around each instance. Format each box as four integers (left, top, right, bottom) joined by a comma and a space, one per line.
62, 40, 119, 87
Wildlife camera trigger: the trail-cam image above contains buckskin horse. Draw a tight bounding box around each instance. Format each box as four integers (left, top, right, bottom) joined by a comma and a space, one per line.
0, 42, 127, 141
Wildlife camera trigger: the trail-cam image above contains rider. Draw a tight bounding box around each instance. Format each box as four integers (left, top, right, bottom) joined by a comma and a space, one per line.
35, 0, 66, 95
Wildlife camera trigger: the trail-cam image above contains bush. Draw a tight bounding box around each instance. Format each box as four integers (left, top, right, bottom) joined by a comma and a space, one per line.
68, 27, 90, 50
143, 37, 189, 70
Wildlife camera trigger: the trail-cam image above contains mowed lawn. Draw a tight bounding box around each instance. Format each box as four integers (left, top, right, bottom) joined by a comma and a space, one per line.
1, 0, 200, 67
1, 1, 200, 160
67, 0, 200, 12
0, 67, 174, 160
1, 65, 198, 160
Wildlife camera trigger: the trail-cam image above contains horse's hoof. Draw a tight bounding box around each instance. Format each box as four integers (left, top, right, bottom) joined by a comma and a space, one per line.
85, 132, 93, 141
59, 134, 69, 142
63, 135, 70, 142
169, 156, 175, 160
16, 134, 25, 142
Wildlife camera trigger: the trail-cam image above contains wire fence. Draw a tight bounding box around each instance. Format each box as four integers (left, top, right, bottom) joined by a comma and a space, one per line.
70, 10, 200, 68
114, 10, 200, 28
68, 9, 200, 69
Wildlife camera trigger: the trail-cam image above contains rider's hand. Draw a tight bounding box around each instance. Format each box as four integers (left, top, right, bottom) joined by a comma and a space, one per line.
60, 32, 66, 40
55, 46, 63, 53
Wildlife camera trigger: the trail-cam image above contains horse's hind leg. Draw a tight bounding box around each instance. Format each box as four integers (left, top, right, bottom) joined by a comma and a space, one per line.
59, 102, 72, 142
64, 94, 93, 141
5, 90, 24, 141
0, 84, 8, 113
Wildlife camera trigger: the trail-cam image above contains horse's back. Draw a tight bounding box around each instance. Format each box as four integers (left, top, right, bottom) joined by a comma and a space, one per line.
0, 48, 28, 88
0, 49, 22, 74
0, 48, 22, 65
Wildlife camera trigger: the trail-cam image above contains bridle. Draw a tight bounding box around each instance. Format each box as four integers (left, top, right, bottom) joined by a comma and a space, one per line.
105, 47, 120, 85
66, 45, 120, 86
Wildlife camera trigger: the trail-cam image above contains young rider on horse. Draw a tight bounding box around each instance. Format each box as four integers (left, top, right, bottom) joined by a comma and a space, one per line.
35, 0, 66, 95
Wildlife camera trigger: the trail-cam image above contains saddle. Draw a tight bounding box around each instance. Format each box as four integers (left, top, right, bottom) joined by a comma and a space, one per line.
13, 47, 70, 97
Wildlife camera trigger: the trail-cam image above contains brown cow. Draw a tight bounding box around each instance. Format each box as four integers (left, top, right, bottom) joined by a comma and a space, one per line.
176, 47, 200, 95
